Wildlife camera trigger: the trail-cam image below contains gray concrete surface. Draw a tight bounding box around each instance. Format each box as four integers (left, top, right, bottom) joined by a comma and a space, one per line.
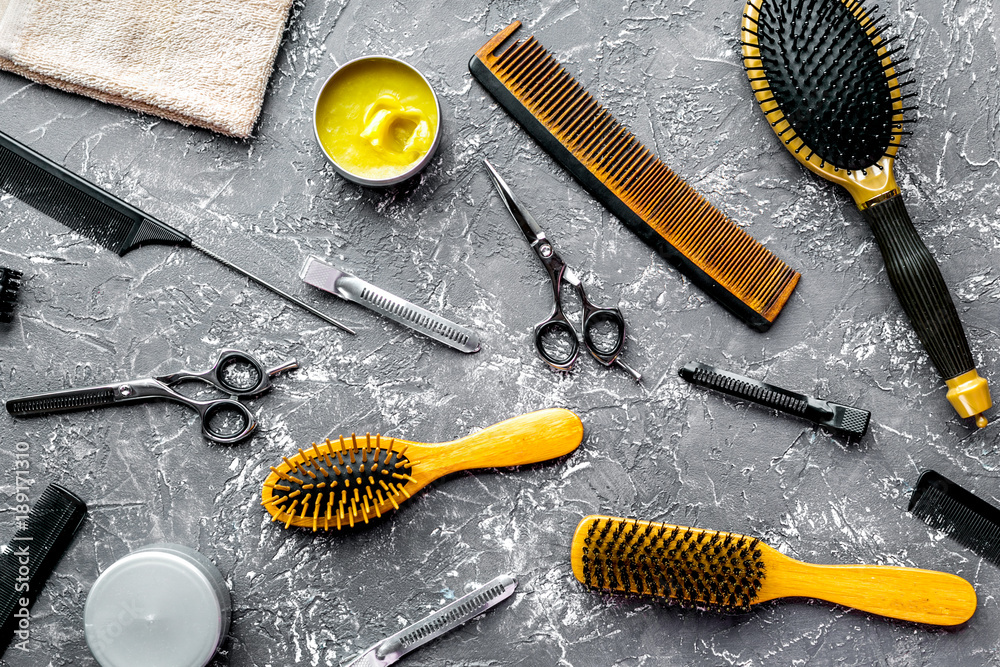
1, 0, 999, 665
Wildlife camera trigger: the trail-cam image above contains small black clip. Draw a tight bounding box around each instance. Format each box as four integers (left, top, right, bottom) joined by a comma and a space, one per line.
0, 267, 23, 323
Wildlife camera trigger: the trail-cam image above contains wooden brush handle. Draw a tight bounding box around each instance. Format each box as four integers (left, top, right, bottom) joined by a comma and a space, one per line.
417, 408, 583, 478
769, 558, 976, 626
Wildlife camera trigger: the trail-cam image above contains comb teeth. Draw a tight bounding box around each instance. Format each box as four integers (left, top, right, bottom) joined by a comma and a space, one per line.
262, 434, 416, 531
0, 130, 190, 258
358, 287, 471, 346
0, 139, 134, 253
572, 515, 766, 611
0, 484, 87, 653
6, 388, 116, 415
396, 580, 511, 648
909, 470, 1000, 566
684, 364, 808, 414
472, 22, 800, 332
0, 267, 22, 323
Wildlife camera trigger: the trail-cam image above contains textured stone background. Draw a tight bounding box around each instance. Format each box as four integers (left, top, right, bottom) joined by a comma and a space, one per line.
1, 0, 999, 665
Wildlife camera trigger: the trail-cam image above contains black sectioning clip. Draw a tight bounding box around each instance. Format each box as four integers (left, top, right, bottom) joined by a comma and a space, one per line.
679, 361, 870, 438
0, 267, 22, 323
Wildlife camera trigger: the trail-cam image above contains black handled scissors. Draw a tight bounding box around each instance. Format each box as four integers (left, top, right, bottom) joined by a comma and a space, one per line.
6, 349, 298, 443
484, 159, 641, 381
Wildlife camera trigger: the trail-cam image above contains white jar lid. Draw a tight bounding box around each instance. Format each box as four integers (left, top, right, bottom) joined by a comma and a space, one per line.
84, 544, 231, 667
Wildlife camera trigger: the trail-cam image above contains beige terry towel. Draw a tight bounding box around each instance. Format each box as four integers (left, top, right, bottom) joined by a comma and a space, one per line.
0, 0, 294, 138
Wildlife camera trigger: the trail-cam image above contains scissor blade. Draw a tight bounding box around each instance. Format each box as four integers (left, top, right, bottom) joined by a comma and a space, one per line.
6, 383, 121, 415
483, 159, 546, 242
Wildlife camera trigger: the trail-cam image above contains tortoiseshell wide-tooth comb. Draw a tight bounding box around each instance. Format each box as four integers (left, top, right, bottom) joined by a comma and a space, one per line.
470, 21, 800, 332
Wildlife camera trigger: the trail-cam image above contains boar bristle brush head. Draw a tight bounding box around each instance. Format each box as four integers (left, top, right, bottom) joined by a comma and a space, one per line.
571, 515, 978, 625
571, 515, 766, 612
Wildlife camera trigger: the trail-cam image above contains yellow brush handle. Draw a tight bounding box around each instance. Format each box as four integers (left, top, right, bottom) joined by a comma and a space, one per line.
763, 558, 977, 626
413, 408, 584, 479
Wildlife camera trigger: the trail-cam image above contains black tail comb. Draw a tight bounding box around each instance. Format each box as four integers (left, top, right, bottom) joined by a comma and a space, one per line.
909, 470, 1000, 567
0, 130, 190, 256
0, 483, 87, 655
0, 268, 22, 323
679, 362, 870, 437
0, 129, 353, 334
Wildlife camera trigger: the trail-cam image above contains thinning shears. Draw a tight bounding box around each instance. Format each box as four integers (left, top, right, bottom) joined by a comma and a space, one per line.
344, 574, 517, 667
484, 159, 641, 381
6, 349, 297, 443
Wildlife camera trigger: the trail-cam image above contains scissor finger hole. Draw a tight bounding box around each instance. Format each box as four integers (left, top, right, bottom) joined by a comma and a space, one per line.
204, 403, 252, 441
218, 355, 263, 393
585, 312, 623, 356
537, 320, 578, 366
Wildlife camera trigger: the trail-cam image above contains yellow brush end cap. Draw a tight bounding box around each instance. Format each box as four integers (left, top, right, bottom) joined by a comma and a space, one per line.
945, 370, 991, 427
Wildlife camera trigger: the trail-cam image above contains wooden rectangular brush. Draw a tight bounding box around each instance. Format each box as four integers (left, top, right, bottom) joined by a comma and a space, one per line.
470, 21, 800, 332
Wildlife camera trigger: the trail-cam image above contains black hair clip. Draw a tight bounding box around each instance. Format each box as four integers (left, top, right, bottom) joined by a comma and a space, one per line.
679, 361, 870, 438
0, 267, 23, 323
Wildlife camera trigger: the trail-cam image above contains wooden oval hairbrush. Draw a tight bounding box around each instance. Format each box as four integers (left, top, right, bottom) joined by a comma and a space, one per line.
262, 408, 583, 531
741, 0, 992, 427
571, 515, 977, 626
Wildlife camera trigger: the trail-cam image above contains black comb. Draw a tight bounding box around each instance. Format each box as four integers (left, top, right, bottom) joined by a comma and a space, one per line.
0, 268, 22, 323
0, 129, 352, 334
679, 361, 870, 437
0, 483, 87, 655
909, 470, 1000, 566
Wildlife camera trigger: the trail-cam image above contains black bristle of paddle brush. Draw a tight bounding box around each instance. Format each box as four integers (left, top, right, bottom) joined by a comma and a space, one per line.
909, 470, 1000, 566
748, 0, 913, 170
0, 268, 22, 323
264, 434, 416, 530
0, 484, 87, 655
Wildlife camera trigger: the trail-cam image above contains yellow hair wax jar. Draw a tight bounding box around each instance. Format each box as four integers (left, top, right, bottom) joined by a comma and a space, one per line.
314, 56, 441, 186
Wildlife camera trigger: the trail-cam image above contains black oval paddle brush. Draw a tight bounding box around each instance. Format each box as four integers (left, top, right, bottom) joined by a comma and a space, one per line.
741, 0, 991, 427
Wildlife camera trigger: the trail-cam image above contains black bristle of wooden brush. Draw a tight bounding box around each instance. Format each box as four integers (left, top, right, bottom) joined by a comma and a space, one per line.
0, 268, 23, 324
751, 0, 912, 170
268, 435, 415, 529
579, 517, 766, 612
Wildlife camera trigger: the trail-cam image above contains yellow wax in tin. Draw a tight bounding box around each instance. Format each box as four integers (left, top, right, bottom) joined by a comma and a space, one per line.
316, 59, 438, 181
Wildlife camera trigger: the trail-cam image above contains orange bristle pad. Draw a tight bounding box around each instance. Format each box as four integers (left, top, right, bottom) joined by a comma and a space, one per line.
261, 433, 416, 531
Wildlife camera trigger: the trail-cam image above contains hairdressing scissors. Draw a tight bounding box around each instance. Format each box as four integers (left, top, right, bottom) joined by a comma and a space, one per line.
6, 349, 298, 444
484, 159, 641, 381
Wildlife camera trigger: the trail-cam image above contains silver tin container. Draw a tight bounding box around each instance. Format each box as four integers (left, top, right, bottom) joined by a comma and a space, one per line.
84, 543, 232, 667
313, 55, 442, 187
